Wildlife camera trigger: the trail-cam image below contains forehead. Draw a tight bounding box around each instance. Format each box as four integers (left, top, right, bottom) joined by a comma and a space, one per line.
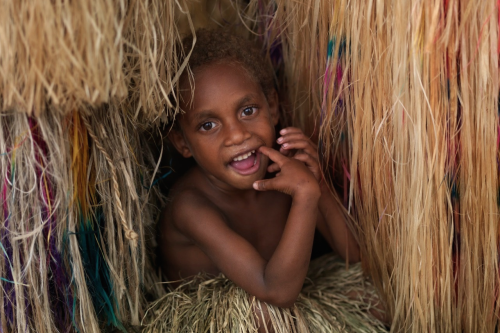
178, 63, 263, 123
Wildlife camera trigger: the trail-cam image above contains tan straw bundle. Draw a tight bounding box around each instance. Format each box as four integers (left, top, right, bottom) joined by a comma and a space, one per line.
0, 0, 185, 120
2, 0, 500, 332
251, 0, 500, 331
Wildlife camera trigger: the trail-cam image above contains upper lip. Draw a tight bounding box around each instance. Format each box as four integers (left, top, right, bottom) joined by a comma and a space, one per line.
228, 146, 260, 163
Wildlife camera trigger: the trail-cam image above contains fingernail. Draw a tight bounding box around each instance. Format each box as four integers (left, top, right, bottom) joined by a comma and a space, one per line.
253, 182, 258, 190
282, 143, 288, 148
280, 129, 286, 134
277, 137, 283, 143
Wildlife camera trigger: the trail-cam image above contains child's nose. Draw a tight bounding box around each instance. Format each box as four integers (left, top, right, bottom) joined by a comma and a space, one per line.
223, 121, 252, 147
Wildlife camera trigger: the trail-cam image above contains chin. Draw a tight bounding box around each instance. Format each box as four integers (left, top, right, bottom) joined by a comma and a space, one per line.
231, 175, 263, 191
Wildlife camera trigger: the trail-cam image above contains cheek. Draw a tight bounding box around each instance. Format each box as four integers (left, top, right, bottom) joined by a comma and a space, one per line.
188, 139, 220, 165
261, 118, 277, 143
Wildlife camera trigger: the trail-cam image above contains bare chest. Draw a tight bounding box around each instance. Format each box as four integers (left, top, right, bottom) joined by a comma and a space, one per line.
222, 193, 291, 260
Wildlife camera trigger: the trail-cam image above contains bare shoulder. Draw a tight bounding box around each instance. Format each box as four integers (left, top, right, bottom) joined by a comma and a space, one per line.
158, 168, 227, 279
171, 188, 220, 226
160, 168, 225, 236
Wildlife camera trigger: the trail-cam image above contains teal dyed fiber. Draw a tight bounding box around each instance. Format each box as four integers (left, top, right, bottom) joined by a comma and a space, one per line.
447, 175, 459, 201
0, 277, 16, 284
451, 183, 459, 200
327, 37, 347, 60
76, 208, 125, 331
141, 155, 173, 190
327, 39, 334, 59
0, 240, 18, 286
497, 187, 500, 207
141, 168, 172, 190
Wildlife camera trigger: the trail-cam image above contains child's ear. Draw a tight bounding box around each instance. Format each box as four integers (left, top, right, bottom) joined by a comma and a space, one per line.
168, 129, 192, 158
267, 90, 280, 126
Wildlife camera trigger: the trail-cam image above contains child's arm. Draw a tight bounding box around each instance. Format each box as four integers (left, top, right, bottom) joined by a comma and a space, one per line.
277, 127, 360, 262
170, 146, 320, 308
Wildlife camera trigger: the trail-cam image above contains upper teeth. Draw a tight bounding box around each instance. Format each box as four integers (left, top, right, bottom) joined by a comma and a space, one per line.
233, 150, 255, 161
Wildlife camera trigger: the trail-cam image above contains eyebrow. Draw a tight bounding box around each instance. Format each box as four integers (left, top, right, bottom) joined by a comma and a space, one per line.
192, 110, 216, 123
235, 94, 256, 108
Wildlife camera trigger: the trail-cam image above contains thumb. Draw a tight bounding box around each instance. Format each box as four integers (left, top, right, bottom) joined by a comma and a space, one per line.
253, 178, 276, 191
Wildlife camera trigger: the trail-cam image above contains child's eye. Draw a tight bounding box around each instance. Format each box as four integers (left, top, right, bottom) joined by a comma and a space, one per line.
241, 107, 257, 117
200, 122, 215, 131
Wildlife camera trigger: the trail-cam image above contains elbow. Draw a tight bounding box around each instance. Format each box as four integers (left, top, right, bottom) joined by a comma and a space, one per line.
339, 243, 361, 263
258, 290, 299, 309
272, 299, 296, 309
265, 297, 297, 309
346, 250, 361, 263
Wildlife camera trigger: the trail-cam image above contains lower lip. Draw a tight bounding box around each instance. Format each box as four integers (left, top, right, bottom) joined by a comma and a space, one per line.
229, 151, 261, 175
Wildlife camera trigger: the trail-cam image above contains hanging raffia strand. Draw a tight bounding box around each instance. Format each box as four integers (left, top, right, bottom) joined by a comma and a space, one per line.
0, 0, 183, 330
248, 0, 500, 331
0, 0, 127, 116
2, 0, 500, 331
0, 110, 99, 332
455, 1, 499, 330
0, 0, 186, 120
0, 105, 166, 332
123, 0, 189, 122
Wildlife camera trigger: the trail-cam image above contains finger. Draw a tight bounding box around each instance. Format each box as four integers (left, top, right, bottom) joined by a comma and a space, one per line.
293, 152, 319, 168
253, 177, 289, 194
281, 141, 318, 157
267, 163, 280, 173
278, 133, 316, 145
277, 134, 317, 153
293, 153, 321, 180
279, 127, 303, 136
258, 146, 288, 166
277, 133, 310, 144
279, 146, 295, 157
253, 178, 277, 192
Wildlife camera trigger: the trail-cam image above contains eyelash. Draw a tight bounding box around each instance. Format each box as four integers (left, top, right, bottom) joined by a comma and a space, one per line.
241, 106, 258, 117
199, 121, 216, 132
197, 106, 259, 132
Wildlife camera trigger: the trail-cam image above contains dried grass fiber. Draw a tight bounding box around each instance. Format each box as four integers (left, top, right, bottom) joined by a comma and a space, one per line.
0, 106, 164, 332
142, 254, 387, 333
249, 0, 500, 331
0, 0, 186, 121
1, 0, 500, 332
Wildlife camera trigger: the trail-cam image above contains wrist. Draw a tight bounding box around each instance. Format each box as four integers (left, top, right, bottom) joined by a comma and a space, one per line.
292, 183, 321, 202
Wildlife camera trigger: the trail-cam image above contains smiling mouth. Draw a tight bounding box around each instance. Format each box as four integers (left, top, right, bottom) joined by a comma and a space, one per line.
229, 150, 260, 175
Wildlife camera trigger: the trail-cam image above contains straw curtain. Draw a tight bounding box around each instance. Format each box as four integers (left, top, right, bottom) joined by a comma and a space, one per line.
1, 0, 499, 332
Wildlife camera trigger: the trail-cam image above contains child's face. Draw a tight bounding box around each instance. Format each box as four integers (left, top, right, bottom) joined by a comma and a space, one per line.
171, 62, 279, 191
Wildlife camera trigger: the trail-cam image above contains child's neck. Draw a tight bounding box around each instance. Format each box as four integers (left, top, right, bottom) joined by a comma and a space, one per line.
198, 167, 261, 204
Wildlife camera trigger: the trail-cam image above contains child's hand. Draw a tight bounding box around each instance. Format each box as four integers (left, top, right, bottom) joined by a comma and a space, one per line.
275, 127, 321, 181
253, 146, 320, 198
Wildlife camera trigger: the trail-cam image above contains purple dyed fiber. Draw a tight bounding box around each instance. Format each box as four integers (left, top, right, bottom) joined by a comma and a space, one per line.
32, 119, 74, 331
1, 218, 15, 325
2, 158, 15, 325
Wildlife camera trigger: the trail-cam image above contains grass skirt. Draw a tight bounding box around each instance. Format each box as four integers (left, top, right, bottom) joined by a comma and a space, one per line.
142, 254, 387, 332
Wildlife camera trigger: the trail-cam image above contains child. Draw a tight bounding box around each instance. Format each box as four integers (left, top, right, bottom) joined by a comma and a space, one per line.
148, 29, 384, 332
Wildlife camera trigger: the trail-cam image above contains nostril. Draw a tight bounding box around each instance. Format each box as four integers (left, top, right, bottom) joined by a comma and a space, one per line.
224, 124, 251, 146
